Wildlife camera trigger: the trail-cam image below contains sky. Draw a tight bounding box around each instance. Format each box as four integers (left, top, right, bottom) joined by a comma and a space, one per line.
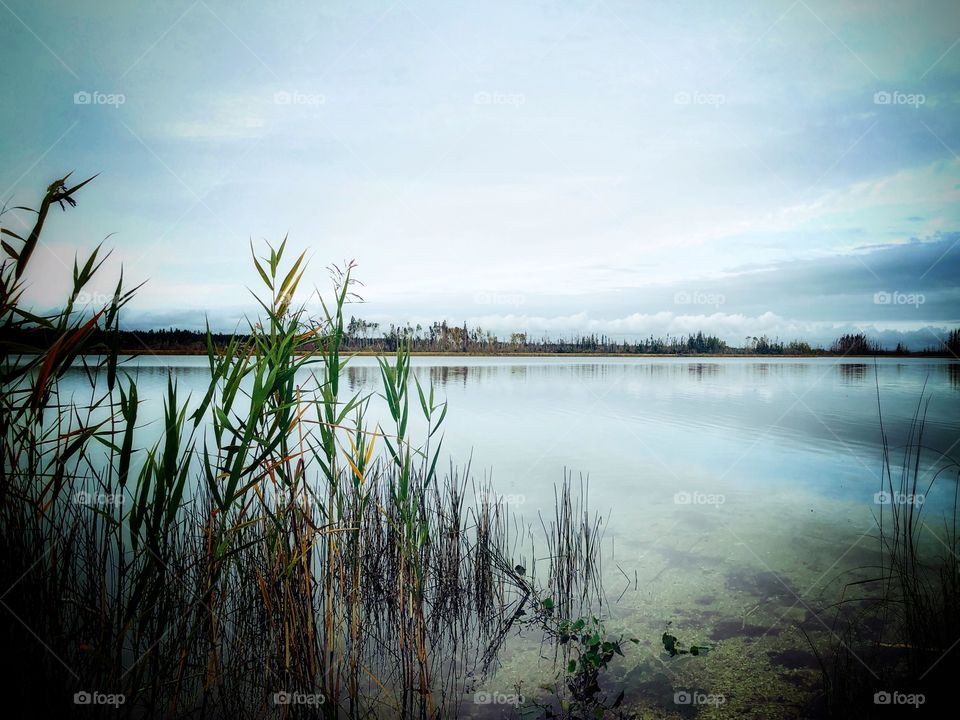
1, 0, 958, 349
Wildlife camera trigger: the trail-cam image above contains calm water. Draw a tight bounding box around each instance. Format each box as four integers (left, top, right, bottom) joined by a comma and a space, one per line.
100, 355, 959, 511
61, 355, 960, 716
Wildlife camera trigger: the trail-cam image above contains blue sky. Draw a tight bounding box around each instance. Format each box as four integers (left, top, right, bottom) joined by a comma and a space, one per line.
1, 0, 958, 348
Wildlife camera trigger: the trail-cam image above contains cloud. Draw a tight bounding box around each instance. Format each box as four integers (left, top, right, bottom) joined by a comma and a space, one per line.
3, 0, 958, 351
159, 93, 269, 142
349, 233, 960, 349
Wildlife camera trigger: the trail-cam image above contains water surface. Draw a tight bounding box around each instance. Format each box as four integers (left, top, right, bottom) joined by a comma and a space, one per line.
63, 355, 960, 717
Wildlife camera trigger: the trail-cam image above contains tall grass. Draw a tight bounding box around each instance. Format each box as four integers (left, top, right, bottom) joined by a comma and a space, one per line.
805, 382, 960, 717
0, 177, 607, 718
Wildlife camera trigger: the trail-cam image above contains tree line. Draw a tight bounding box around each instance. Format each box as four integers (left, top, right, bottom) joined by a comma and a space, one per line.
7, 323, 959, 357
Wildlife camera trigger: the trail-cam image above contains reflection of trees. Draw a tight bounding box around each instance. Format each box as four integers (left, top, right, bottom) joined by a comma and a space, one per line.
944, 363, 960, 390
343, 357, 960, 397
687, 363, 720, 380
345, 362, 642, 390
837, 363, 869, 383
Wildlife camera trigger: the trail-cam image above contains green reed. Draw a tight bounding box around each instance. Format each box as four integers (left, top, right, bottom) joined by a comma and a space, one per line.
0, 176, 609, 719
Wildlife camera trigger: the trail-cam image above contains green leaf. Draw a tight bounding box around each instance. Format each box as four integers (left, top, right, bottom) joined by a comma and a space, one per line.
662, 632, 678, 656
250, 239, 273, 290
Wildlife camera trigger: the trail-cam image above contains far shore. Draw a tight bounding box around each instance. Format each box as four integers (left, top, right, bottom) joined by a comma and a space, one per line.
67, 349, 960, 359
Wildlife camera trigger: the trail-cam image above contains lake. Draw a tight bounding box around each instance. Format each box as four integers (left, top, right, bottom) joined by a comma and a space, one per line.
63, 355, 960, 717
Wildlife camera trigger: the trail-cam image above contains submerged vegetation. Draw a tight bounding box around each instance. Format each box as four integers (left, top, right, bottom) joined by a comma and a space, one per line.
0, 177, 629, 718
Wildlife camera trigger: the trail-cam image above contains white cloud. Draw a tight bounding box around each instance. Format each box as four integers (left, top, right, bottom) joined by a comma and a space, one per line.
159, 93, 270, 142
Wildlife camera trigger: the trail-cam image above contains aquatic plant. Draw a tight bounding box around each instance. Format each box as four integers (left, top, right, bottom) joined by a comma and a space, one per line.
804, 381, 960, 718
0, 176, 609, 719
660, 623, 711, 658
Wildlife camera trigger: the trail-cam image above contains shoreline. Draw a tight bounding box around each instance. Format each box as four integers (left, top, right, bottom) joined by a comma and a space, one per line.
58, 349, 960, 359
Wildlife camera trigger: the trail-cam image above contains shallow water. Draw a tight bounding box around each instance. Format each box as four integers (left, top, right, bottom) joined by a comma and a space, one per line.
60, 355, 960, 717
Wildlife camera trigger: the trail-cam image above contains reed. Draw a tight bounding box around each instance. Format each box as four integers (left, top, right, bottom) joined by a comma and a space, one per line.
0, 176, 610, 718
804, 382, 960, 717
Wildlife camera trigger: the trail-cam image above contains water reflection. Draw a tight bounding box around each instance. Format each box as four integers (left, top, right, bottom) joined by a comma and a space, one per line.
751, 363, 770, 379
944, 362, 960, 390
346, 361, 678, 390
62, 357, 960, 513
687, 363, 720, 380
837, 363, 869, 384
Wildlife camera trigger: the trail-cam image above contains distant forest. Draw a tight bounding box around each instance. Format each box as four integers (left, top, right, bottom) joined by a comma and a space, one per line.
7, 321, 960, 357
